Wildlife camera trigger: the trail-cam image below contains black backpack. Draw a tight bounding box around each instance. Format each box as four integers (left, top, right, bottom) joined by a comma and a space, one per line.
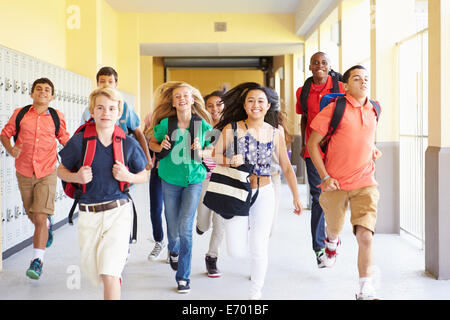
299, 69, 343, 122
155, 115, 210, 171
14, 105, 60, 142
319, 95, 381, 153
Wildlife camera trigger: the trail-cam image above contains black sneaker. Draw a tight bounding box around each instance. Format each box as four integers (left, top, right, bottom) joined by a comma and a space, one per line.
205, 256, 222, 278
169, 251, 178, 271
196, 226, 204, 235
177, 280, 190, 293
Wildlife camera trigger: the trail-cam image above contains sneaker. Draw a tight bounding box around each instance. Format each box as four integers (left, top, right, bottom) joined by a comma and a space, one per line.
196, 226, 204, 235
323, 237, 341, 267
249, 288, 262, 300
205, 256, 222, 278
148, 241, 166, 261
26, 258, 43, 280
169, 251, 178, 271
315, 248, 326, 268
356, 281, 378, 300
46, 216, 53, 248
177, 280, 190, 293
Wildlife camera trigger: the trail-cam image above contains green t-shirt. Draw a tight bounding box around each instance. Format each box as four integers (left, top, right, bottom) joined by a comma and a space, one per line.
153, 117, 213, 187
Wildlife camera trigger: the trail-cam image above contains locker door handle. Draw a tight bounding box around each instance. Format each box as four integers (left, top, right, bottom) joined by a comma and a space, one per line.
5, 78, 12, 91
0, 76, 4, 89
21, 82, 28, 94
14, 80, 20, 93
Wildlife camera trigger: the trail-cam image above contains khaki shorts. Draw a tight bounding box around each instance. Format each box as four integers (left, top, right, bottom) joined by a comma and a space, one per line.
16, 169, 57, 219
78, 200, 132, 286
319, 185, 379, 235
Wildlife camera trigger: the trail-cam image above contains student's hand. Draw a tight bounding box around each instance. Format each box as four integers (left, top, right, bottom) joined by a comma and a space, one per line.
145, 162, 153, 171
112, 160, 130, 182
10, 144, 22, 158
160, 135, 171, 152
373, 146, 383, 160
300, 145, 305, 159
321, 177, 340, 192
77, 166, 93, 184
230, 154, 244, 167
293, 197, 303, 215
191, 137, 201, 151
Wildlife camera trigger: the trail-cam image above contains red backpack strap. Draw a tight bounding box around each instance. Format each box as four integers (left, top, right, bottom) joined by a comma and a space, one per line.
80, 123, 98, 193
112, 125, 129, 192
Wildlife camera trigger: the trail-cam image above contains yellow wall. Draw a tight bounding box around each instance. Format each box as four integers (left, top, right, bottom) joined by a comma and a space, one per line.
428, 0, 450, 148
319, 8, 340, 72
341, 0, 371, 72
99, 0, 119, 70
140, 56, 153, 119
371, 0, 417, 142
66, 0, 99, 81
167, 68, 264, 96
0, 0, 66, 68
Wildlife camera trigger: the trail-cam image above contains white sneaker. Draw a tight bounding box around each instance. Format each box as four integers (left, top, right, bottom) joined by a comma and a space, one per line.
323, 237, 341, 267
249, 289, 262, 300
356, 281, 378, 300
148, 241, 166, 261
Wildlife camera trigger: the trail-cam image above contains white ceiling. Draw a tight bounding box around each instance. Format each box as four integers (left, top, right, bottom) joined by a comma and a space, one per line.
105, 0, 302, 14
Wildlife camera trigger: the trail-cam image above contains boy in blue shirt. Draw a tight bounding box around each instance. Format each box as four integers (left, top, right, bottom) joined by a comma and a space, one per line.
58, 87, 148, 300
80, 66, 152, 170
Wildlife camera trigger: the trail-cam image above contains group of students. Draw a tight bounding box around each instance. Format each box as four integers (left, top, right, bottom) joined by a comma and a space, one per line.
0, 50, 382, 301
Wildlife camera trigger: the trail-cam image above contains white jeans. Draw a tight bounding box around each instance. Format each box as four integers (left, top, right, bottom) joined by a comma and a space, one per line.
224, 183, 275, 296
196, 179, 226, 258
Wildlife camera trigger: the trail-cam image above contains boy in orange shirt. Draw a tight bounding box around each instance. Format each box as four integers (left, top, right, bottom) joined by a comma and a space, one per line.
0, 78, 70, 280
307, 65, 382, 300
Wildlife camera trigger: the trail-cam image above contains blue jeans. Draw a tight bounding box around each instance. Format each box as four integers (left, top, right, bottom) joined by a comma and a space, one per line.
149, 167, 164, 242
305, 157, 326, 251
161, 180, 202, 283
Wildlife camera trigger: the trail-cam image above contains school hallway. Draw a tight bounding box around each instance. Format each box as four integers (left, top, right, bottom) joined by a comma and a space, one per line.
0, 181, 449, 301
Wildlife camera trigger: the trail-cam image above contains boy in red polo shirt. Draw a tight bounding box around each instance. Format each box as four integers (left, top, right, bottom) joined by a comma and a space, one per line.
307, 65, 382, 300
295, 52, 345, 267
0, 78, 70, 280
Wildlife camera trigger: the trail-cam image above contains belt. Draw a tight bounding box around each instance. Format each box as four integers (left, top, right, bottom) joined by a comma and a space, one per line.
79, 198, 129, 213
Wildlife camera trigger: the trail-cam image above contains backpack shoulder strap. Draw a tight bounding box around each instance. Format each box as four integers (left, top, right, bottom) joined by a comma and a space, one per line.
369, 100, 381, 122
14, 105, 32, 142
331, 73, 340, 93
112, 125, 130, 193
328, 97, 347, 136
48, 107, 61, 137
300, 77, 313, 117
167, 115, 178, 140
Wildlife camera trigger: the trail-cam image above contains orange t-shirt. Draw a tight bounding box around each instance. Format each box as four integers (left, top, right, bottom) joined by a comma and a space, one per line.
309, 95, 381, 191
295, 75, 345, 158
1, 106, 70, 179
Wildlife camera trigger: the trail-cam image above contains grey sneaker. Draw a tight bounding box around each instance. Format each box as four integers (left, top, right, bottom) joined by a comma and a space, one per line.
148, 241, 166, 261
177, 280, 190, 293
315, 248, 326, 268
169, 251, 178, 271
205, 256, 222, 278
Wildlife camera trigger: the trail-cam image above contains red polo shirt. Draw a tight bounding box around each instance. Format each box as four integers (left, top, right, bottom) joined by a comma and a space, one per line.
295, 75, 345, 158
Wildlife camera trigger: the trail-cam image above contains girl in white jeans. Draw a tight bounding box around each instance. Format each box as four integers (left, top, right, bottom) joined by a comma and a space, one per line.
213, 82, 302, 300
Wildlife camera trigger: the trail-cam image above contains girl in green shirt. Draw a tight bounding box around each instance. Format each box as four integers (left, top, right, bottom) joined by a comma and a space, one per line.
148, 81, 213, 294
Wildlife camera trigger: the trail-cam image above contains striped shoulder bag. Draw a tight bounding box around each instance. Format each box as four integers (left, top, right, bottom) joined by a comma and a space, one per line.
203, 122, 259, 219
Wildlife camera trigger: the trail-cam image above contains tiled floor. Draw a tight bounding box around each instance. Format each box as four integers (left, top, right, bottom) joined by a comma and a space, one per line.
1, 182, 449, 300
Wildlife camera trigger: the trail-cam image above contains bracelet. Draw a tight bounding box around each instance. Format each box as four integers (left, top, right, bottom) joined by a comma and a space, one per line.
321, 175, 330, 183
